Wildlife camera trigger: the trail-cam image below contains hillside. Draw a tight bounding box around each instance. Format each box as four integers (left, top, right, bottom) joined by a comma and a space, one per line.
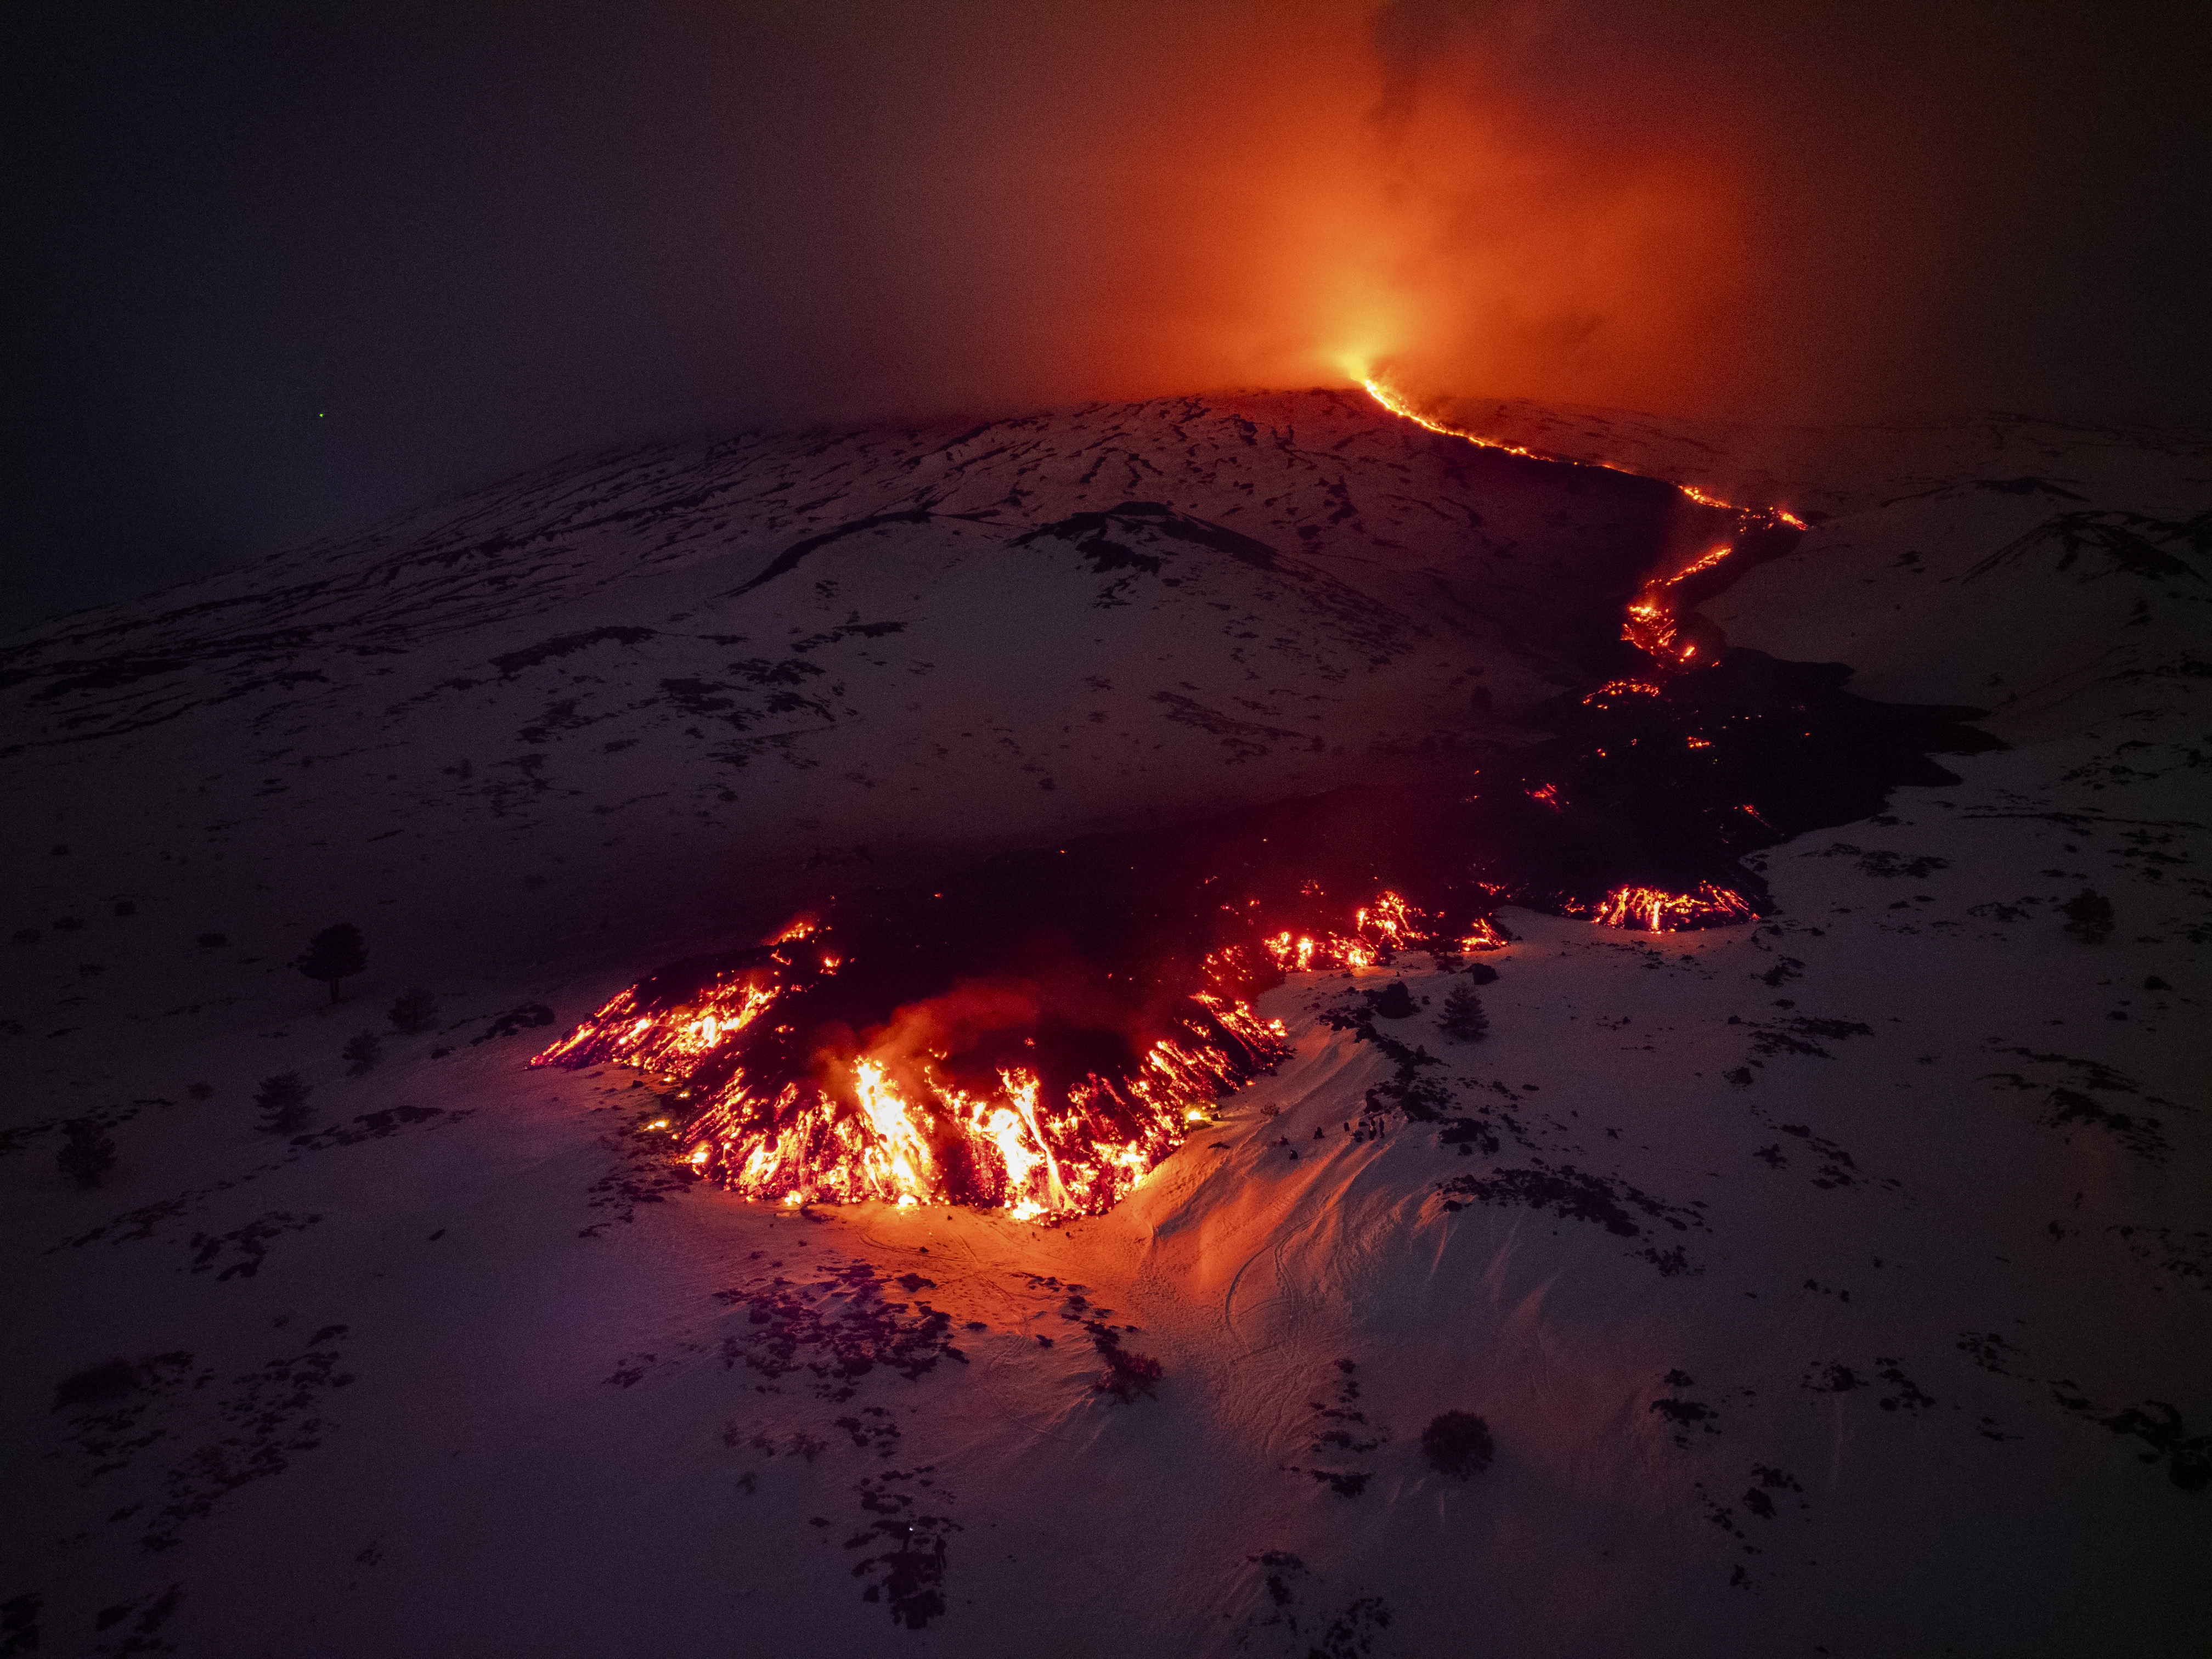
2, 390, 2206, 1658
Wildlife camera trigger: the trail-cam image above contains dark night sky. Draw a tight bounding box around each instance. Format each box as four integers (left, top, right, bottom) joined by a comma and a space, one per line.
5, 0, 2207, 631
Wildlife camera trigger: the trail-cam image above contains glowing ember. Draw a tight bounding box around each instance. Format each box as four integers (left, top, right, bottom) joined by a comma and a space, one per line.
1582, 679, 1661, 706
1258, 888, 1465, 975
1455, 918, 1511, 953
1578, 883, 1756, 932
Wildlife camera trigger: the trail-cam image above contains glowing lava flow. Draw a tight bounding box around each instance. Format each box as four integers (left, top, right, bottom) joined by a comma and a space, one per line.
535, 849, 1737, 1220
1259, 890, 1508, 973
548, 988, 1242, 1216
1355, 373, 1808, 930
523, 386, 1974, 1221
532, 880, 1523, 1220
1361, 376, 1806, 668
1579, 883, 1755, 932
1359, 376, 1806, 532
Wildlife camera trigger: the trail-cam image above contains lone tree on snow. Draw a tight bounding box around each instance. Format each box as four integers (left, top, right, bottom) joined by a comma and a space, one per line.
1439, 983, 1490, 1042
387, 986, 439, 1034
342, 1031, 383, 1076
56, 1119, 117, 1188
2062, 889, 2114, 944
255, 1072, 313, 1134
297, 923, 367, 1002
1420, 1410, 1496, 1478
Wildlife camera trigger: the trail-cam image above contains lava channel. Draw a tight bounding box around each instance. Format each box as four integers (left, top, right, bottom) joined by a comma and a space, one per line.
533, 392, 1997, 1222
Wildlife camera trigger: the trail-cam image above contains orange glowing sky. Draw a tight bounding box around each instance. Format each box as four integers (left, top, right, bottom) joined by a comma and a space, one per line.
12, 0, 2203, 623
780, 1, 1780, 422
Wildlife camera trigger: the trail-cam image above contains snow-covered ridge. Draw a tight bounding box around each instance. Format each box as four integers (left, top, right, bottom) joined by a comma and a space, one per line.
0, 388, 1733, 975
2, 391, 2206, 1657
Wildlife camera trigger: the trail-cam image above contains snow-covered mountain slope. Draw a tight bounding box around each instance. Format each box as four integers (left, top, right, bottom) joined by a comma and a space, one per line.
0, 390, 1727, 981
2, 393, 2206, 1658
1709, 479, 2211, 735
1433, 394, 2210, 527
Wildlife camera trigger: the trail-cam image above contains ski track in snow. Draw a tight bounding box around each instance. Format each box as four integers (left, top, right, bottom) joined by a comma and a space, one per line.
1, 390, 2208, 1657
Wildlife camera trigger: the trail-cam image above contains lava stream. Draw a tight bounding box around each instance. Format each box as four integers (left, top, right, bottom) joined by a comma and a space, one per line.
1361, 376, 1807, 667
534, 390, 1994, 1223
533, 888, 1478, 1218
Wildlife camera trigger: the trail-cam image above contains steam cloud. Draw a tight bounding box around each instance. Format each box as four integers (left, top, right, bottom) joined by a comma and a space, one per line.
6, 0, 2205, 624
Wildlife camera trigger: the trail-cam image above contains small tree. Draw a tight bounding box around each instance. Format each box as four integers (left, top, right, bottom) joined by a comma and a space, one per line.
54, 1357, 144, 1412
1439, 984, 1489, 1042
1096, 1344, 1164, 1404
1090, 1324, 1164, 1403
56, 1120, 117, 1188
255, 1072, 313, 1134
342, 1031, 383, 1076
387, 986, 439, 1034
2062, 889, 2114, 944
1420, 1410, 1495, 1478
297, 923, 367, 1003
